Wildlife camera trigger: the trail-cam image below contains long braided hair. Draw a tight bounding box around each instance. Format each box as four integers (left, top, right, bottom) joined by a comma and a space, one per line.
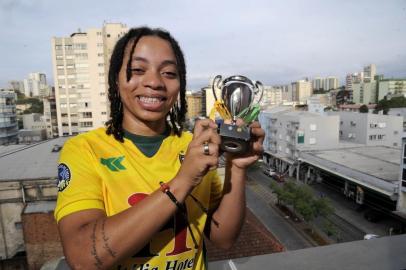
105, 27, 188, 142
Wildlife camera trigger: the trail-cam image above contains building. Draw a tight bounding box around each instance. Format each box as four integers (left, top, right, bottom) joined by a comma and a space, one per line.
260, 110, 339, 175
312, 77, 324, 91
262, 86, 284, 107
333, 111, 402, 148
363, 64, 376, 82
8, 80, 24, 93
23, 73, 48, 97
324, 76, 339, 91
292, 80, 312, 104
307, 94, 331, 114
352, 80, 378, 104
0, 90, 18, 145
43, 87, 59, 138
185, 91, 203, 119
51, 23, 128, 136
398, 137, 406, 218
378, 79, 406, 101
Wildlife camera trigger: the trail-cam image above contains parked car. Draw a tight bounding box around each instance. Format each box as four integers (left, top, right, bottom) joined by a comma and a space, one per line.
364, 234, 379, 240
262, 167, 276, 177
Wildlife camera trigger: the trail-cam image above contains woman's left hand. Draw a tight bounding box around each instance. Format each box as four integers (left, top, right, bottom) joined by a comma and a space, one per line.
227, 121, 265, 169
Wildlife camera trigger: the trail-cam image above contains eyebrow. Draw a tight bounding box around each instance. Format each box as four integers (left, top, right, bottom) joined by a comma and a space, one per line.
132, 56, 177, 67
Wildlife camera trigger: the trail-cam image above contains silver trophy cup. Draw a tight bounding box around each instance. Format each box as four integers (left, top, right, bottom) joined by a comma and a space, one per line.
212, 75, 263, 154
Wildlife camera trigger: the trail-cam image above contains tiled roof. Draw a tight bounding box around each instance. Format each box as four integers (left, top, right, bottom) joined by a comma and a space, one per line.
206, 208, 285, 261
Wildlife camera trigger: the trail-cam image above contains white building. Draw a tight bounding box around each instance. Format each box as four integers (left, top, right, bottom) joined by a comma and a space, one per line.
51, 23, 128, 136
363, 64, 376, 82
334, 112, 402, 148
0, 90, 18, 145
352, 81, 378, 104
325, 76, 339, 91
378, 79, 406, 101
307, 94, 331, 114
23, 73, 48, 97
292, 80, 312, 104
312, 77, 324, 91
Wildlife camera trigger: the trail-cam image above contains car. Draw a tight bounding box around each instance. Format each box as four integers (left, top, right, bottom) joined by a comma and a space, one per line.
363, 234, 379, 240
262, 167, 276, 177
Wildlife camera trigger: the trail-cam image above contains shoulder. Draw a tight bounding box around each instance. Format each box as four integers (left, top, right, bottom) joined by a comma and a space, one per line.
62, 127, 116, 150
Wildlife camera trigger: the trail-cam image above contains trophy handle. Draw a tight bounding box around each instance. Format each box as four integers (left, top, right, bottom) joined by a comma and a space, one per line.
212, 75, 222, 101
254, 81, 264, 104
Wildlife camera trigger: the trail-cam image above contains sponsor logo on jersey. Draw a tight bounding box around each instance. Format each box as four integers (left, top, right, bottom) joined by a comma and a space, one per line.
57, 163, 71, 191
178, 151, 185, 163
100, 156, 126, 172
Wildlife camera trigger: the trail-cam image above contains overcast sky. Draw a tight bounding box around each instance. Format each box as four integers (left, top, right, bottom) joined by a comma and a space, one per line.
1, 0, 405, 90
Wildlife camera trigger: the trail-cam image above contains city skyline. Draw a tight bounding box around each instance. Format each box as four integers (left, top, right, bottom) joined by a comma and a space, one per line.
1, 0, 406, 89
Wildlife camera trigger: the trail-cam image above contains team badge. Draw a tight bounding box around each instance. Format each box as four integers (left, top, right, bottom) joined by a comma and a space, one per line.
178, 151, 185, 163
57, 163, 71, 191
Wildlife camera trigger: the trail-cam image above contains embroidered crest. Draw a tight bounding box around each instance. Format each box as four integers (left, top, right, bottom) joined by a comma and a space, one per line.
57, 163, 71, 191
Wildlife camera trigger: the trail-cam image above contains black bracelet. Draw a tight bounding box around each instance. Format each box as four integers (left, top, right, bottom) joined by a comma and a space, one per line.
159, 182, 186, 212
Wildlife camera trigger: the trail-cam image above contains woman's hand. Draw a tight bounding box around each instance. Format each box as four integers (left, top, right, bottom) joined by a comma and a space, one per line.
227, 120, 265, 169
175, 119, 221, 188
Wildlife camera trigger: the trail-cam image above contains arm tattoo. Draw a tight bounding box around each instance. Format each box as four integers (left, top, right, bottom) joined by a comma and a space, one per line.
101, 219, 117, 258
90, 221, 103, 269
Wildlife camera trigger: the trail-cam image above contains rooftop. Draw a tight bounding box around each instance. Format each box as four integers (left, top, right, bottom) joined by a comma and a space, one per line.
0, 137, 69, 181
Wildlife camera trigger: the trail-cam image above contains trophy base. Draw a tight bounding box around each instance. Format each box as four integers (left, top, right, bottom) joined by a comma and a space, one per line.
218, 123, 250, 154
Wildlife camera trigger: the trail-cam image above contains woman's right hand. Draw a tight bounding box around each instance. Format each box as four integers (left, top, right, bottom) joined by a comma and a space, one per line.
175, 119, 221, 188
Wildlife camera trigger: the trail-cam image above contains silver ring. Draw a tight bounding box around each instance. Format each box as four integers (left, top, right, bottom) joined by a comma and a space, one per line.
203, 142, 210, 155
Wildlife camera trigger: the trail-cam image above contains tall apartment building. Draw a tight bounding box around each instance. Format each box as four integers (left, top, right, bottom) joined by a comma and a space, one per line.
43, 87, 58, 138
262, 86, 284, 107
333, 111, 402, 148
0, 90, 18, 145
292, 80, 312, 104
312, 77, 324, 91
186, 91, 203, 119
23, 73, 48, 97
352, 81, 378, 104
363, 64, 376, 82
325, 76, 339, 90
51, 23, 128, 136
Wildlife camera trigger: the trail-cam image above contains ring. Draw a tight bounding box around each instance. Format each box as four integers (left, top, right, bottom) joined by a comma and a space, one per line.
203, 142, 210, 155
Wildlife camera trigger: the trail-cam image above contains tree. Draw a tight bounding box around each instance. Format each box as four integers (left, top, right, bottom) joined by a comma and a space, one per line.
359, 104, 369, 113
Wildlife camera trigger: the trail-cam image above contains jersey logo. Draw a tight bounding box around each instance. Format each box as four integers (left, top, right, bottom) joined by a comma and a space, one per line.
178, 151, 185, 163
100, 156, 126, 172
57, 163, 71, 191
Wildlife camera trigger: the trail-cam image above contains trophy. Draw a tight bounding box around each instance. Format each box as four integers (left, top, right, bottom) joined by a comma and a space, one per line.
211, 75, 263, 154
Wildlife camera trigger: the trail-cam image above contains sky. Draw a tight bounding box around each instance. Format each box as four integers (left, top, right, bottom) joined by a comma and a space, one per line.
0, 0, 405, 90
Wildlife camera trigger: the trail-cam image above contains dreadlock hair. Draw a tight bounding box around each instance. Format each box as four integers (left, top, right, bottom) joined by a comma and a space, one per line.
105, 26, 188, 142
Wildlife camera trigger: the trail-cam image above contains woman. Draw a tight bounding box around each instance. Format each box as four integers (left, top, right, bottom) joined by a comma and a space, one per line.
55, 26, 264, 270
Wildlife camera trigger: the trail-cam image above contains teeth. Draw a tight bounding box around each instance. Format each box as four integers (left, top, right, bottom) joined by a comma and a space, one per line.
139, 96, 162, 104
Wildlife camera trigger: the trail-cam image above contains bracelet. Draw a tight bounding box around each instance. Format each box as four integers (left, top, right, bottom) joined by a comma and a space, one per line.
159, 182, 186, 212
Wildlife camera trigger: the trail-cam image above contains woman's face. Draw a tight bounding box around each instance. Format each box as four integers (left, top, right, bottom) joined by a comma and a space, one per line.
117, 36, 181, 126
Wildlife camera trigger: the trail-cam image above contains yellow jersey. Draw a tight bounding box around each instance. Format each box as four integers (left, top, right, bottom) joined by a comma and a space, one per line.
55, 127, 223, 270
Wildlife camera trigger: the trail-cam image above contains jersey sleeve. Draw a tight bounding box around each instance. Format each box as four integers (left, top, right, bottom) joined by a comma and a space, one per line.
207, 169, 224, 213
54, 137, 105, 223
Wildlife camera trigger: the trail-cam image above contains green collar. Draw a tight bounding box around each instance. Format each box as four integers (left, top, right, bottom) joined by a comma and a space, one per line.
124, 127, 170, 158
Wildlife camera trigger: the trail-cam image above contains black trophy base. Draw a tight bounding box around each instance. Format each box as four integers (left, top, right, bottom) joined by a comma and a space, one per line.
218, 123, 250, 154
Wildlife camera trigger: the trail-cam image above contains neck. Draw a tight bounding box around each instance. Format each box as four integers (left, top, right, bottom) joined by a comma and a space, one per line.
122, 115, 167, 136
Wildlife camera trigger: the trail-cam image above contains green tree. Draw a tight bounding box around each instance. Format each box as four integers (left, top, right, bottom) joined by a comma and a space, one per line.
359, 104, 369, 113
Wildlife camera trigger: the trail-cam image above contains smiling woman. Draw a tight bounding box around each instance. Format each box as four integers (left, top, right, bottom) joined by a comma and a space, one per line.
54, 26, 264, 270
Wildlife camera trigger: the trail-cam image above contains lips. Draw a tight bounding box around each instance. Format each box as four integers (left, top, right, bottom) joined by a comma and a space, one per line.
136, 95, 167, 111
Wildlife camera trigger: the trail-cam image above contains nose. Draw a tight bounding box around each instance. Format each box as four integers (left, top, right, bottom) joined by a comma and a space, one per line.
143, 71, 164, 90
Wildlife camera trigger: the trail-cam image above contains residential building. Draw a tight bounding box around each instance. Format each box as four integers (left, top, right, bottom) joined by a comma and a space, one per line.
325, 76, 339, 91
23, 73, 48, 97
262, 86, 284, 107
334, 111, 402, 148
43, 87, 58, 138
378, 79, 406, 100
312, 77, 324, 91
307, 94, 331, 114
345, 72, 363, 92
363, 64, 376, 82
51, 23, 128, 136
352, 80, 378, 104
8, 80, 24, 93
186, 91, 203, 119
0, 90, 18, 145
398, 137, 406, 217
292, 80, 312, 104
260, 110, 339, 161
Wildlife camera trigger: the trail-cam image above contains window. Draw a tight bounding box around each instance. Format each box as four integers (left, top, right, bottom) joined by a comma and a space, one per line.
309, 138, 316, 144
55, 45, 63, 50
310, 124, 317, 131
394, 143, 398, 147
377, 134, 385, 140
98, 53, 104, 57
394, 131, 399, 135
101, 112, 107, 115
98, 63, 104, 67
350, 121, 356, 127
80, 121, 93, 127
378, 122, 386, 128
107, 34, 111, 38
82, 112, 92, 118
60, 103, 67, 108
65, 44, 73, 50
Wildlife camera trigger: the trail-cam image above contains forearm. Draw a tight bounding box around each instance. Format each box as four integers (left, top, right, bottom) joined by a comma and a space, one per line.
61, 176, 192, 270
209, 162, 246, 249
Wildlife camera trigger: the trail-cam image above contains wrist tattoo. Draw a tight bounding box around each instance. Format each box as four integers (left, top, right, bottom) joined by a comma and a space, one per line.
90, 221, 103, 269
102, 219, 117, 258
